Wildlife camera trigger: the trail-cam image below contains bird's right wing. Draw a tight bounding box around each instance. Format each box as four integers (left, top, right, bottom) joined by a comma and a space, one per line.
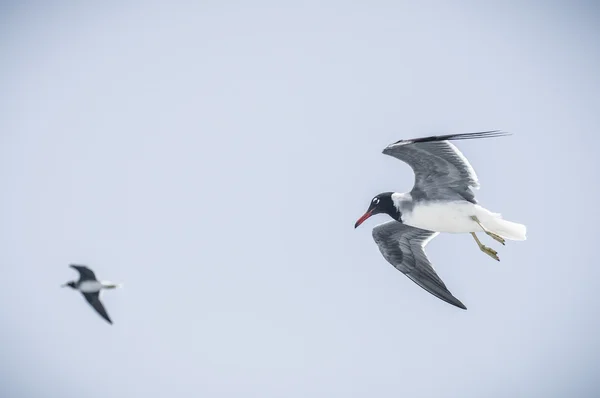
70, 264, 97, 281
83, 292, 113, 324
372, 221, 466, 309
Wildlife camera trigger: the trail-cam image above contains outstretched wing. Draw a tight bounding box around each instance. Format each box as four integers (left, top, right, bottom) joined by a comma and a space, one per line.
82, 292, 113, 324
382, 130, 510, 203
372, 221, 466, 309
70, 264, 97, 281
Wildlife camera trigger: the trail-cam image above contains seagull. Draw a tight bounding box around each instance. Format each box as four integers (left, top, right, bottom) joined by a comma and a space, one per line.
354, 131, 526, 309
62, 264, 121, 324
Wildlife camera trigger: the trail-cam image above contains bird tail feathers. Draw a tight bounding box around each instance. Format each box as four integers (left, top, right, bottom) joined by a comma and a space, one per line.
482, 217, 527, 241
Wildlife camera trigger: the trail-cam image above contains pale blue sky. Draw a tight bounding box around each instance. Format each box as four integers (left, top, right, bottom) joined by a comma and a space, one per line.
1, 2, 599, 397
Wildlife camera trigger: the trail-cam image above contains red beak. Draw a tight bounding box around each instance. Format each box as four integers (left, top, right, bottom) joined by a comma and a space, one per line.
355, 209, 374, 229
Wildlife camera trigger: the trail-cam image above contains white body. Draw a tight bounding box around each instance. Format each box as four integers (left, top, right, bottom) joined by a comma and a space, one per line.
78, 280, 121, 293
401, 200, 527, 240
78, 280, 103, 293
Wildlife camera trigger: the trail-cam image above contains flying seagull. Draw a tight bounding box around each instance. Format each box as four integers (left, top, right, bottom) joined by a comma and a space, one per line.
62, 264, 121, 324
354, 131, 526, 309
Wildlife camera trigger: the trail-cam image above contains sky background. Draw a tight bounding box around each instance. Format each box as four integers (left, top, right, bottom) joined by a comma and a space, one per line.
1, 1, 599, 397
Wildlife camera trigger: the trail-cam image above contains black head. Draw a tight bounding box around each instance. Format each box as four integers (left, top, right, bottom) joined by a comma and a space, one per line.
355, 192, 401, 228
62, 281, 77, 289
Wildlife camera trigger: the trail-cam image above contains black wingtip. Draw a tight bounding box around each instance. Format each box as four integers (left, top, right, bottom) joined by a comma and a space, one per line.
445, 295, 467, 310
442, 130, 512, 142
392, 130, 511, 146
431, 293, 468, 310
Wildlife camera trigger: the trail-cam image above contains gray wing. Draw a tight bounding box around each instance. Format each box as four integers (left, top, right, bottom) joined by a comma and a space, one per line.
382, 130, 509, 203
70, 264, 97, 281
372, 221, 466, 309
82, 292, 113, 324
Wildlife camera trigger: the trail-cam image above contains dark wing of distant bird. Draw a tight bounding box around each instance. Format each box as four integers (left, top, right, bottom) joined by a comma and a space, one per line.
382, 130, 510, 203
82, 292, 113, 324
70, 264, 97, 281
372, 221, 466, 309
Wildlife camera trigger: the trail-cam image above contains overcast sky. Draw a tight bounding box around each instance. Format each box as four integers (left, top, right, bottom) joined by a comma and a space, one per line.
1, 2, 599, 397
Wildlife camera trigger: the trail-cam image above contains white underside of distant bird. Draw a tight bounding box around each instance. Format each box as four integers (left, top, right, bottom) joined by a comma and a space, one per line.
355, 130, 527, 310
62, 264, 122, 324
396, 194, 526, 239
78, 280, 121, 293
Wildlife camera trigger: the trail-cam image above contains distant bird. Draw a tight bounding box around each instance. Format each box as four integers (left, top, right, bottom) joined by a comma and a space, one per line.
62, 264, 121, 324
354, 131, 526, 309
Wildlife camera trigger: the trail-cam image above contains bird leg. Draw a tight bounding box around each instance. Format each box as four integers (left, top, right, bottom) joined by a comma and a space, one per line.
470, 232, 500, 261
101, 282, 121, 289
470, 215, 505, 245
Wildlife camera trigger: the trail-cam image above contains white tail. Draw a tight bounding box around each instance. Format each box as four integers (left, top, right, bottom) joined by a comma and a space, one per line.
482, 217, 527, 241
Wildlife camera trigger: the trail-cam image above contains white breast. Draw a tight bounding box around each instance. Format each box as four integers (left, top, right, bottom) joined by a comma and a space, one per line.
78, 280, 102, 293
403, 201, 480, 233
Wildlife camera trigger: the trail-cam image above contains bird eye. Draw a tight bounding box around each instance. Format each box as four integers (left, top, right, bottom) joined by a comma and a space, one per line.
373, 198, 380, 204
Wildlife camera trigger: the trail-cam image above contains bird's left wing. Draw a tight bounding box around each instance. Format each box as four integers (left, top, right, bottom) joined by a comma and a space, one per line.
382, 130, 509, 203
83, 292, 113, 324
372, 221, 467, 309
70, 264, 97, 281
